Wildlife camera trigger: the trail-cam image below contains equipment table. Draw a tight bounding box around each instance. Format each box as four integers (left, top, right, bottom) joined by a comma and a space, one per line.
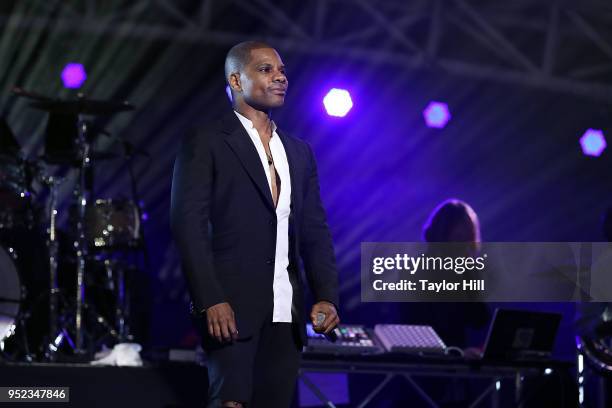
299, 352, 573, 408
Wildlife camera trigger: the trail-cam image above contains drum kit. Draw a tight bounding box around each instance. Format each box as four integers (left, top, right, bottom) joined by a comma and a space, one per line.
0, 88, 147, 362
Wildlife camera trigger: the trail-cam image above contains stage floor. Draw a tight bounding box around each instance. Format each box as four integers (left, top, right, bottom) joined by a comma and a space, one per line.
0, 361, 208, 407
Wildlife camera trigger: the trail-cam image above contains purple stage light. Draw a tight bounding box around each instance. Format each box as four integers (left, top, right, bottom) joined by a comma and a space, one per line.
61, 63, 87, 89
323, 88, 353, 117
580, 129, 607, 157
423, 101, 451, 129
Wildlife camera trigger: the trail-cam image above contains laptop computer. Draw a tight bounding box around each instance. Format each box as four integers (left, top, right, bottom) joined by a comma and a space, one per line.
481, 308, 562, 361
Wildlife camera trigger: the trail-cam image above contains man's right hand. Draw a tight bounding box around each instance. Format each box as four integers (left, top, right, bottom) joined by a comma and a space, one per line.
206, 302, 239, 343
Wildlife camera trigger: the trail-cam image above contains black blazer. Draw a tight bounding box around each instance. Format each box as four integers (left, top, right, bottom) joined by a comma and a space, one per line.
171, 111, 338, 343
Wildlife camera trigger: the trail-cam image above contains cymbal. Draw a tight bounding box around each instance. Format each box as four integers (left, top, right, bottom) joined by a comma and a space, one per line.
12, 86, 49, 101
13, 86, 134, 115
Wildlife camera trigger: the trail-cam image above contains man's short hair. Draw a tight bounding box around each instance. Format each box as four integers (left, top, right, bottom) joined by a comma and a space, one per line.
224, 41, 273, 82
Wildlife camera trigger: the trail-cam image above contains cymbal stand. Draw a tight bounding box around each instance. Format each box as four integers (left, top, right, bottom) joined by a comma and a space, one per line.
123, 139, 151, 277
102, 259, 132, 342
40, 172, 73, 359
73, 117, 90, 354
71, 119, 120, 353
116, 264, 129, 341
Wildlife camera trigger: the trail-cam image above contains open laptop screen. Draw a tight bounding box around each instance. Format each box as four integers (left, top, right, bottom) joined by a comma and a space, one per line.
482, 309, 562, 361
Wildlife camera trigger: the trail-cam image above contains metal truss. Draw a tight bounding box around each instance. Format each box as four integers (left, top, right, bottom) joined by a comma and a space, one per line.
4, 0, 612, 101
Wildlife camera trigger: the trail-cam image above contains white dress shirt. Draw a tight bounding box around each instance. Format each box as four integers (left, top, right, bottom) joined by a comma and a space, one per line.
234, 111, 293, 322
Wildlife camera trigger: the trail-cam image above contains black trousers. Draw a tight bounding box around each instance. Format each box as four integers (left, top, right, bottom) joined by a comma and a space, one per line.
204, 316, 301, 408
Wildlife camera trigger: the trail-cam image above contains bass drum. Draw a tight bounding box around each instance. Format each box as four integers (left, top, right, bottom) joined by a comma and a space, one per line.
0, 227, 49, 360
0, 244, 21, 343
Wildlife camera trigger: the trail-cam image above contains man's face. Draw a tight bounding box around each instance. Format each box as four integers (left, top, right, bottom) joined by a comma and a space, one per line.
233, 47, 288, 110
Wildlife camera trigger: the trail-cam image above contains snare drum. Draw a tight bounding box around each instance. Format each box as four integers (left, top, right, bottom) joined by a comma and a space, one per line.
84, 199, 141, 249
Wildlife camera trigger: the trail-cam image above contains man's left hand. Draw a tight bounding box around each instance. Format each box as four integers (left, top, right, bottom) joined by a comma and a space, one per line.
310, 301, 340, 334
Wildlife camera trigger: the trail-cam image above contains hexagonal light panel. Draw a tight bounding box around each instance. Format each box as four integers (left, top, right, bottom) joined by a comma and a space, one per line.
580, 128, 607, 157
323, 88, 353, 117
61, 62, 87, 89
423, 101, 451, 129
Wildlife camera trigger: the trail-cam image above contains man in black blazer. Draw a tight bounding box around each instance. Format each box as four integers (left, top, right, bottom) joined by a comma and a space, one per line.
171, 41, 340, 408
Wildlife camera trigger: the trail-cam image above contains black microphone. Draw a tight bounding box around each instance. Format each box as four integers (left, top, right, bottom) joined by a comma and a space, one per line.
315, 312, 338, 342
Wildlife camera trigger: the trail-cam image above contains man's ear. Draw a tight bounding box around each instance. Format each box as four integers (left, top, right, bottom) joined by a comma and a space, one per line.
229, 73, 242, 92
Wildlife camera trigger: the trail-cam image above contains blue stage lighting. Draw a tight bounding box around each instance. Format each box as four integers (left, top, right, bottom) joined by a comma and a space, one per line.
323, 88, 353, 117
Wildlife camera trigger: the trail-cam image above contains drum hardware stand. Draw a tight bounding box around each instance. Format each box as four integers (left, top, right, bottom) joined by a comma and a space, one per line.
41, 174, 63, 355
115, 264, 131, 342
73, 118, 90, 355
44, 294, 120, 358
102, 258, 132, 342
22, 158, 38, 231
110, 136, 151, 267
39, 173, 80, 360
84, 300, 120, 342
60, 119, 126, 355
124, 140, 151, 341
41, 118, 106, 358
86, 136, 150, 344
42, 123, 134, 358
123, 139, 149, 341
